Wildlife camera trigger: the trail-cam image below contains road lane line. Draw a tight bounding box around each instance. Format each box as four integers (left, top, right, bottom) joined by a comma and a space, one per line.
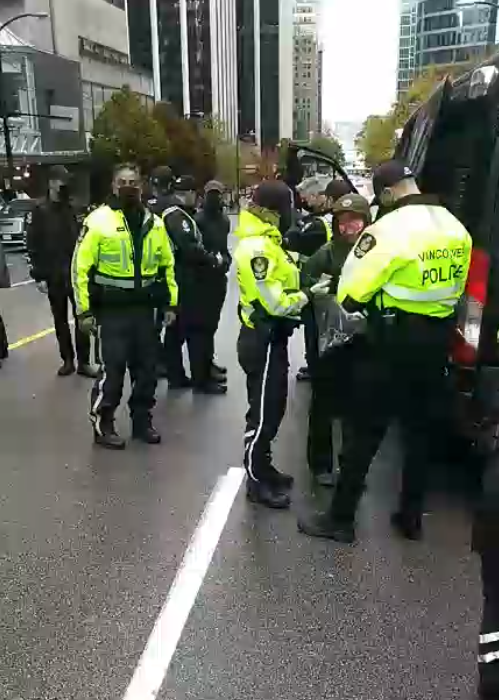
11, 279, 35, 288
8, 327, 55, 350
122, 466, 246, 700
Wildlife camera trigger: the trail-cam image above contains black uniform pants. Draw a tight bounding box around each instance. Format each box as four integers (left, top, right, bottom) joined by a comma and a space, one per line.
238, 324, 289, 483
91, 307, 157, 429
478, 550, 499, 697
0, 313, 8, 359
47, 278, 90, 365
330, 313, 453, 523
163, 314, 214, 385
303, 304, 318, 370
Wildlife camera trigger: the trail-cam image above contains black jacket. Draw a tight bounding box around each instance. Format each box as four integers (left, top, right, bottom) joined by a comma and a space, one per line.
195, 208, 231, 272
162, 196, 220, 320
26, 199, 80, 283
284, 214, 331, 259
301, 238, 354, 294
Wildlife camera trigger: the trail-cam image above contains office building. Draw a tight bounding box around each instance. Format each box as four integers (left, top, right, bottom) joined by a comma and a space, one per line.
0, 0, 154, 134
236, 0, 293, 149
415, 0, 497, 70
136, 0, 237, 140
0, 26, 86, 162
396, 0, 498, 97
397, 0, 418, 96
293, 0, 321, 140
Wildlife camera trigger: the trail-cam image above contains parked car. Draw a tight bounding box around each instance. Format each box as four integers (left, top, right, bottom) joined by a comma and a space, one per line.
0, 198, 37, 252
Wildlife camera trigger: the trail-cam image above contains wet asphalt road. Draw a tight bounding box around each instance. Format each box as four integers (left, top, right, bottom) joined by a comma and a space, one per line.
0, 251, 483, 700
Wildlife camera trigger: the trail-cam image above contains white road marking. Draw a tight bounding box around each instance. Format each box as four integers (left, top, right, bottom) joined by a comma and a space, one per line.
11, 279, 35, 288
121, 466, 246, 700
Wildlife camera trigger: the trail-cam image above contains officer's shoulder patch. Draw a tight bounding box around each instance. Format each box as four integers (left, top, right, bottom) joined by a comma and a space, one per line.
250, 255, 269, 281
354, 233, 376, 259
182, 219, 191, 233
26, 211, 33, 225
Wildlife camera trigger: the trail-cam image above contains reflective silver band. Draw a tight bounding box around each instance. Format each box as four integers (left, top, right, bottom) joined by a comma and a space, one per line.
94, 275, 155, 289
382, 282, 460, 304
478, 651, 499, 664
480, 632, 499, 645
99, 252, 121, 263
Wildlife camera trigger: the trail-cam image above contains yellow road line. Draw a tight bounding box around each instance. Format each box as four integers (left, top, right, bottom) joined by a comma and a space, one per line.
8, 327, 55, 351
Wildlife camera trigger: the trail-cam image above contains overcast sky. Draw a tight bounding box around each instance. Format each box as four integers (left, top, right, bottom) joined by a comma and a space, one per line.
321, 0, 400, 125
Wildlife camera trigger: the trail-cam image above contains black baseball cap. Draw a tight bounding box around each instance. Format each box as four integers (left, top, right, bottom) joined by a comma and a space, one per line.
151, 165, 173, 188
174, 175, 196, 192
372, 159, 414, 198
325, 179, 352, 201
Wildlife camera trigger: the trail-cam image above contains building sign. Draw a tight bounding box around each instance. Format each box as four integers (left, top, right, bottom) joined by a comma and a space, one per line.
79, 37, 129, 67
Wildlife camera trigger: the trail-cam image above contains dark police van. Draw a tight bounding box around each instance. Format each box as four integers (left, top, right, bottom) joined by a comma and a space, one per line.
285, 55, 499, 480
395, 54, 499, 469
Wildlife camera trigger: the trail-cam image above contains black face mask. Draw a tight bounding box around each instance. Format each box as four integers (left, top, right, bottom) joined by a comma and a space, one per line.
118, 186, 142, 209
204, 192, 223, 214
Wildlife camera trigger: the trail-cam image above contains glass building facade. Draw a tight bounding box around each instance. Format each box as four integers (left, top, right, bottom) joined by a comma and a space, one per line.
397, 0, 498, 97
415, 0, 497, 69
187, 0, 212, 117
237, 0, 256, 137
260, 0, 280, 148
397, 0, 418, 96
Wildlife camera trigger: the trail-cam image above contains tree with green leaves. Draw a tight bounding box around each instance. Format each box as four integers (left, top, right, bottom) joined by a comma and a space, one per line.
153, 102, 217, 187
309, 134, 346, 165
91, 87, 170, 174
355, 62, 477, 169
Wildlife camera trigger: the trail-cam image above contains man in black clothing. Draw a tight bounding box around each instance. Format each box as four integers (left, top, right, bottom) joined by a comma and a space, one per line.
195, 180, 231, 383
0, 238, 9, 368
162, 176, 227, 395
148, 165, 174, 217
26, 165, 97, 378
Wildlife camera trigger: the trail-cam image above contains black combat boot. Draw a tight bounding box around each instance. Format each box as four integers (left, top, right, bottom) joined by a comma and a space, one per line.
94, 418, 126, 450
132, 417, 162, 445
297, 510, 356, 543
57, 359, 76, 377
390, 511, 423, 541
246, 479, 291, 509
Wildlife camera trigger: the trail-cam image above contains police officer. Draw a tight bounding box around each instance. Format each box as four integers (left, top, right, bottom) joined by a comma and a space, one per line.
72, 162, 178, 449
285, 176, 352, 381
235, 180, 325, 509
474, 456, 499, 699
26, 165, 97, 378
195, 181, 231, 383
301, 194, 372, 485
298, 159, 472, 542
147, 165, 174, 217
147, 165, 176, 377
162, 176, 227, 394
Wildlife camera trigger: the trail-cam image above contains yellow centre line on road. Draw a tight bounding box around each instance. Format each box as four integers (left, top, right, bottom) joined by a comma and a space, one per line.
8, 327, 56, 351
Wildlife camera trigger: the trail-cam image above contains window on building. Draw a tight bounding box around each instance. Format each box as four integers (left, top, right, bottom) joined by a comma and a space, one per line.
103, 0, 125, 7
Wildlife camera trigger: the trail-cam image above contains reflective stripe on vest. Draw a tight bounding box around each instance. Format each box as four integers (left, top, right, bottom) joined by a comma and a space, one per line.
321, 216, 333, 242
382, 281, 461, 305
94, 274, 155, 289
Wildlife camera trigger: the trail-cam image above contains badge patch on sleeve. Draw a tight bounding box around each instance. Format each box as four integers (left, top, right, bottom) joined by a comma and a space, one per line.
251, 256, 269, 280
354, 233, 376, 259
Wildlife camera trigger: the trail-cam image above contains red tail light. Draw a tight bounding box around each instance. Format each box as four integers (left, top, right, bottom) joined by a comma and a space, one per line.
452, 248, 490, 367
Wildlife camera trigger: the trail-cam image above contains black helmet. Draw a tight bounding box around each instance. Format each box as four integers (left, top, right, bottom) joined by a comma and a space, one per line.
252, 180, 292, 213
